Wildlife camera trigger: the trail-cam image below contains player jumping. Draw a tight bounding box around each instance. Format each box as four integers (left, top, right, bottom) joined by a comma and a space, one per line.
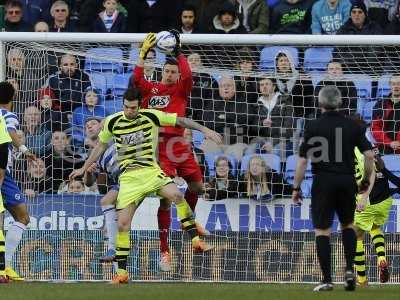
134, 31, 207, 271
0, 82, 36, 281
354, 147, 399, 286
70, 88, 221, 284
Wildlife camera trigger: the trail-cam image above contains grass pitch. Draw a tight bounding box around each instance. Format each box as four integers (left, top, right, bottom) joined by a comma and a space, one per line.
0, 283, 399, 300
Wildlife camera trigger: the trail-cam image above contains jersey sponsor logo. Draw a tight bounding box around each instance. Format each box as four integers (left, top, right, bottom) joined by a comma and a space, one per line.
121, 131, 144, 145
148, 96, 170, 108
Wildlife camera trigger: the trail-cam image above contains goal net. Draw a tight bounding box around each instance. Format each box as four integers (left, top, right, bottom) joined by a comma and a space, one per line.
2, 33, 400, 283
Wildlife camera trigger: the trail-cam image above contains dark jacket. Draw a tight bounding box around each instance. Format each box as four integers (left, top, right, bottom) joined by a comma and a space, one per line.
206, 174, 240, 200
231, 0, 269, 33
186, 0, 227, 33
336, 17, 383, 35
188, 71, 214, 123
49, 20, 77, 32
314, 79, 358, 116
234, 75, 258, 103
248, 93, 294, 143
4, 20, 32, 32
212, 12, 247, 33
270, 0, 314, 34
47, 69, 91, 112
386, 15, 400, 35
92, 11, 126, 33
123, 0, 178, 33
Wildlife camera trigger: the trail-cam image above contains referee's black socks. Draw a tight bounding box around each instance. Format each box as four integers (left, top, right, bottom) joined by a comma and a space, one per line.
316, 235, 331, 283
342, 228, 357, 271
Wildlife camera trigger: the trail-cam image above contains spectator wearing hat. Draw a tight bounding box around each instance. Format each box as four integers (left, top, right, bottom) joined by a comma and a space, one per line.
211, 1, 247, 33
72, 88, 109, 130
311, 0, 352, 34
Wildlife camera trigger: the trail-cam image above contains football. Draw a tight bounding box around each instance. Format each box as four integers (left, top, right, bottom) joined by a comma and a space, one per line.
156, 31, 176, 54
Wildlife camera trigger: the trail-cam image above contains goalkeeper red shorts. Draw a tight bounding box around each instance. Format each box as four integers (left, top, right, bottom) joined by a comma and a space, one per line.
158, 140, 203, 183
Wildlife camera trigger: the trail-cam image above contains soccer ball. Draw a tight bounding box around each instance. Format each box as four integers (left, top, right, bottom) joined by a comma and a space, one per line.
156, 31, 176, 54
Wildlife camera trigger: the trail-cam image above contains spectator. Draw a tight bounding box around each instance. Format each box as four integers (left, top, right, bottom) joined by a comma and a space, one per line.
239, 155, 291, 200
20, 158, 52, 198
386, 2, 400, 34
78, 0, 104, 32
186, 0, 227, 33
4, 0, 33, 32
93, 0, 126, 33
47, 54, 91, 113
311, 0, 351, 34
371, 74, 400, 154
34, 21, 49, 32
234, 47, 258, 104
179, 4, 200, 33
58, 178, 99, 194
122, 0, 178, 33
19, 0, 51, 26
37, 87, 69, 131
204, 156, 239, 200
364, 0, 396, 29
336, 1, 382, 34
211, 1, 246, 33
45, 130, 85, 192
203, 76, 248, 145
187, 52, 214, 122
49, 0, 77, 32
72, 88, 108, 129
248, 77, 294, 156
274, 51, 314, 118
67, 178, 86, 193
314, 60, 358, 116
270, 0, 314, 34
84, 116, 102, 150
231, 0, 270, 33
23, 105, 52, 156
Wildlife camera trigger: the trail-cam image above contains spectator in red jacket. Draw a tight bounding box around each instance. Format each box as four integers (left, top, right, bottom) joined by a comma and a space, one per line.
371, 74, 400, 154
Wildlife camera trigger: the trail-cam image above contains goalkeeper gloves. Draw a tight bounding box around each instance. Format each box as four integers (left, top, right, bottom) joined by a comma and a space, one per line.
169, 29, 181, 57
139, 32, 156, 59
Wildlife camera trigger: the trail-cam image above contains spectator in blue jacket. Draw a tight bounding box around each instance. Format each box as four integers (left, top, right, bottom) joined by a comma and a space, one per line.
92, 0, 126, 33
311, 0, 351, 34
72, 88, 109, 129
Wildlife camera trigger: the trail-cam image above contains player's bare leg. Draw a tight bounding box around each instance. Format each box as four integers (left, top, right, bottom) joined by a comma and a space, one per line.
370, 224, 389, 283
111, 203, 137, 284
99, 189, 118, 264
354, 227, 368, 287
5, 203, 29, 281
158, 183, 213, 253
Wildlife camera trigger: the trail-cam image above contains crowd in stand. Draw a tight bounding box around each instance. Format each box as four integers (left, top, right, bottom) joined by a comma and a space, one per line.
0, 0, 399, 202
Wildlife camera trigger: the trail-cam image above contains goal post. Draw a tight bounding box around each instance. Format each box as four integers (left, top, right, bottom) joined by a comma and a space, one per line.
0, 32, 399, 283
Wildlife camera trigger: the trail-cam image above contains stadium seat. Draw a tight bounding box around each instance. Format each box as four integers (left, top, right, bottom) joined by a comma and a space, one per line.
361, 100, 377, 123
259, 46, 299, 71
84, 47, 124, 73
104, 98, 123, 114
192, 130, 204, 149
381, 155, 400, 190
89, 72, 108, 96
303, 47, 333, 72
205, 152, 238, 177
346, 74, 372, 99
285, 155, 312, 197
377, 74, 391, 98
107, 73, 131, 97
240, 154, 281, 174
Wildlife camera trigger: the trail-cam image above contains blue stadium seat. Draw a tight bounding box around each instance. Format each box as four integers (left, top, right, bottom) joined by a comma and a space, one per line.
107, 73, 131, 97
377, 74, 391, 98
285, 155, 312, 197
84, 47, 124, 73
303, 47, 333, 72
361, 100, 377, 123
240, 154, 281, 174
381, 155, 400, 190
205, 152, 237, 177
259, 46, 299, 71
89, 72, 108, 96
347, 74, 372, 99
104, 98, 123, 114
310, 72, 326, 88
192, 130, 204, 149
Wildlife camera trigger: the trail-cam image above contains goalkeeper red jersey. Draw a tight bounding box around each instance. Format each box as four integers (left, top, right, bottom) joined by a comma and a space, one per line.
134, 54, 192, 138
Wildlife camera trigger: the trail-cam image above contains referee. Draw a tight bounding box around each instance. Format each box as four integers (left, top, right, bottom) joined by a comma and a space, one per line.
291, 86, 375, 292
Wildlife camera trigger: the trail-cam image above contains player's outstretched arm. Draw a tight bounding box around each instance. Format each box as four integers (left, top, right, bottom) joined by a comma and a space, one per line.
70, 142, 108, 180
176, 117, 222, 145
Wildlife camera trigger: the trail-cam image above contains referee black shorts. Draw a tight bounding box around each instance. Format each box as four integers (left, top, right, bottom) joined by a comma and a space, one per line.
311, 173, 357, 230
0, 142, 9, 170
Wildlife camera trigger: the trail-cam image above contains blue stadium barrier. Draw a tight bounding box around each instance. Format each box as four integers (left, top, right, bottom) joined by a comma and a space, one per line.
303, 47, 333, 72
84, 47, 124, 73
259, 46, 299, 71
240, 154, 281, 174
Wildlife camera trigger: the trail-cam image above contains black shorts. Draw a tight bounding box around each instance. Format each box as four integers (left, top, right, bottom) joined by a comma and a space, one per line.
0, 142, 9, 170
311, 173, 357, 230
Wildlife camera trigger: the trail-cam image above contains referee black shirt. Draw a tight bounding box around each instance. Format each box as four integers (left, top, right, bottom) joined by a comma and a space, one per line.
299, 111, 372, 175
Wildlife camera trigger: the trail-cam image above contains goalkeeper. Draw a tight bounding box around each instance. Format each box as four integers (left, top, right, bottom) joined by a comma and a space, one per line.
70, 88, 221, 284
354, 147, 399, 286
